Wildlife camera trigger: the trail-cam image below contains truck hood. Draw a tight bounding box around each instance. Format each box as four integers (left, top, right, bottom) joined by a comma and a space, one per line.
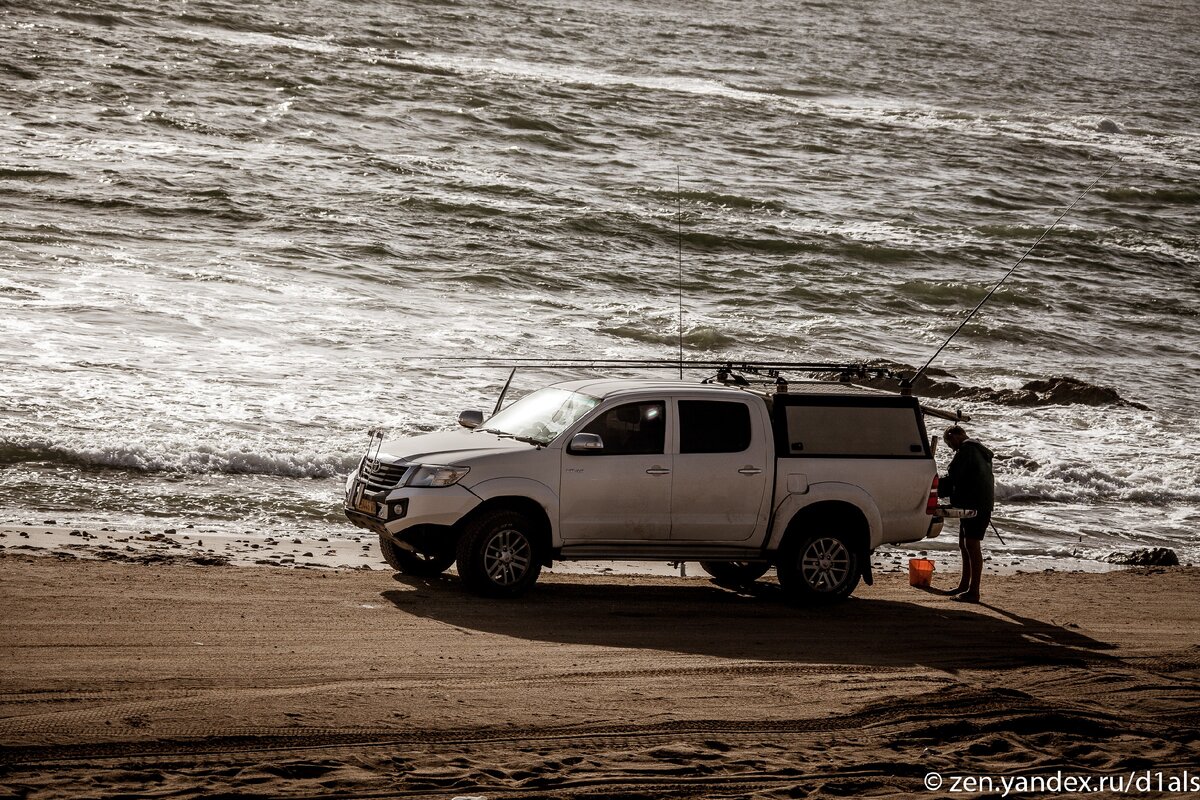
377, 429, 538, 465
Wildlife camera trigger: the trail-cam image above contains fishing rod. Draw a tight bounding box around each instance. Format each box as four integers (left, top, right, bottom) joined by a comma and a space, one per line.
407, 356, 894, 377
906, 158, 1122, 388
677, 169, 685, 381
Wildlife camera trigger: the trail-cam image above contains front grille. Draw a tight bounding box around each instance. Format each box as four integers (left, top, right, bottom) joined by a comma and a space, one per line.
360, 457, 409, 492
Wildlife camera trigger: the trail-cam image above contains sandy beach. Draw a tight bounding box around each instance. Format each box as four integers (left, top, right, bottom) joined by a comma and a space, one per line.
4, 2, 1198, 799
1, 550, 1197, 799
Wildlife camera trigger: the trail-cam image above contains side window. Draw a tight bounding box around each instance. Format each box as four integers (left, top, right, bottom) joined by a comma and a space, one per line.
679, 401, 752, 454
579, 401, 665, 455
784, 405, 925, 457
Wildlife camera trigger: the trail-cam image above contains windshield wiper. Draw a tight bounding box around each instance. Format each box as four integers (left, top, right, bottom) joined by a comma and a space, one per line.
479, 428, 544, 446
478, 428, 543, 447
511, 435, 545, 447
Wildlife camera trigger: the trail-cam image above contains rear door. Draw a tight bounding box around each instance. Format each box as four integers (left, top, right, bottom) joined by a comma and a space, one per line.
669, 397, 770, 542
559, 399, 673, 541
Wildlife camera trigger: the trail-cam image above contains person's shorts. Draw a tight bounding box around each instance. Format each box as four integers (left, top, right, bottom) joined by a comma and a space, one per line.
960, 512, 991, 542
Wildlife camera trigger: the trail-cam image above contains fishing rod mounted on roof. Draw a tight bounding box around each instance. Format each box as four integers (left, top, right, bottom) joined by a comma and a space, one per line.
698, 361, 894, 389
417, 356, 893, 383
410, 356, 896, 409
402, 356, 972, 422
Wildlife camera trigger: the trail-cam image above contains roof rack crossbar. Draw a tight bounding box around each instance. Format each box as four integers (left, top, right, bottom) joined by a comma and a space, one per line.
406, 357, 893, 378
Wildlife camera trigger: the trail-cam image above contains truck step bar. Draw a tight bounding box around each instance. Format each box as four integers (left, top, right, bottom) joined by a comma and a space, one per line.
555, 544, 771, 562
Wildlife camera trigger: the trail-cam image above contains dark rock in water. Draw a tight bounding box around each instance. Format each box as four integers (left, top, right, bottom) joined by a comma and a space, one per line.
1001, 377, 1149, 410
854, 362, 1149, 410
1097, 118, 1123, 133
1105, 548, 1179, 567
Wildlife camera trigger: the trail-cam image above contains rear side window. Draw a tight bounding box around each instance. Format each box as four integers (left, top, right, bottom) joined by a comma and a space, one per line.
785, 405, 925, 457
679, 401, 752, 454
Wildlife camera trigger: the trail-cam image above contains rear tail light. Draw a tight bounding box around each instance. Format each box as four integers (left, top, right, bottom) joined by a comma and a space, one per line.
925, 476, 940, 515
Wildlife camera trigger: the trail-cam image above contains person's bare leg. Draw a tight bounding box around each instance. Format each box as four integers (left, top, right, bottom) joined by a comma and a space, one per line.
950, 533, 970, 593
961, 538, 983, 601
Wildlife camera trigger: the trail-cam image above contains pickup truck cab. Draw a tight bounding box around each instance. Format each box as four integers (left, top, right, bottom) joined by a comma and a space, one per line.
345, 378, 943, 601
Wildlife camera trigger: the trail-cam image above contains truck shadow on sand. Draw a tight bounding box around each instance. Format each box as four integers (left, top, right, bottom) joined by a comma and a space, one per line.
381, 575, 1117, 672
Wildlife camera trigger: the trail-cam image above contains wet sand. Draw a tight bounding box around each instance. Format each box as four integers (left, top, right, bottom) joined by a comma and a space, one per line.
0, 521, 1118, 577
1, 553, 1198, 798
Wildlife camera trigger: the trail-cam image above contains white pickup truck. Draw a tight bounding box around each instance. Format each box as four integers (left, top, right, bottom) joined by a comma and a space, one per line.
344, 378, 944, 601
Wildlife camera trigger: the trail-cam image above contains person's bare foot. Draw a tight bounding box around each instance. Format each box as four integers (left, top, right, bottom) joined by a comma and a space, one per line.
951, 592, 980, 603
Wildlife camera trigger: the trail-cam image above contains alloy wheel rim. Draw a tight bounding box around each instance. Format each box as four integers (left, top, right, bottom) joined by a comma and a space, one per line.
483, 527, 532, 586
800, 537, 851, 592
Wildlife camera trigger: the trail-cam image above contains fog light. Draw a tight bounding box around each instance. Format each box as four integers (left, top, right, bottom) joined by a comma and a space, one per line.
390, 499, 409, 519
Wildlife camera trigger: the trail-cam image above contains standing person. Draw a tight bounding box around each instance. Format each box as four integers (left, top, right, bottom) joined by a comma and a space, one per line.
940, 426, 994, 603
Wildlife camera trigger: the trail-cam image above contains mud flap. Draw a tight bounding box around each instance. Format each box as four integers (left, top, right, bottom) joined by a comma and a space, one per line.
861, 556, 874, 586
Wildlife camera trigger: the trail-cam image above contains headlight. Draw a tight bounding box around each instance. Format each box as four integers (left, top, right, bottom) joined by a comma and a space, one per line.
405, 464, 470, 488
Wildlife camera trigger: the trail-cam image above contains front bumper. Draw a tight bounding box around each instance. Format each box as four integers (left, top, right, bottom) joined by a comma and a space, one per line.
344, 481, 481, 537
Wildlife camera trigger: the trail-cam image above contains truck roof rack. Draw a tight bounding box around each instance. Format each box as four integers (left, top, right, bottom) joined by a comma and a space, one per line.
415, 357, 894, 383
403, 356, 969, 420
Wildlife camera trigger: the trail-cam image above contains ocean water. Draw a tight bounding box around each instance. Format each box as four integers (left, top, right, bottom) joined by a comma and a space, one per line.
2, 0, 1197, 566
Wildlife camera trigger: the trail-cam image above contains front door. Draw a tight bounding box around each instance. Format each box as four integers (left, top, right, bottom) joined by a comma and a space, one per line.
670, 398, 770, 541
559, 400, 672, 541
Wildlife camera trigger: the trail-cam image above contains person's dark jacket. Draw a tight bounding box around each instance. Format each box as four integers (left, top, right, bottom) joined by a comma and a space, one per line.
942, 440, 995, 513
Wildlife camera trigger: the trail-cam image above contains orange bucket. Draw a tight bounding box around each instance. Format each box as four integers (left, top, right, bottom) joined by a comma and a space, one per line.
908, 558, 935, 588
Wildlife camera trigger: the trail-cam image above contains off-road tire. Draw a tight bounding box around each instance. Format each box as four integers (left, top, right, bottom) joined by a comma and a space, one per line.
379, 535, 455, 576
455, 508, 543, 598
699, 561, 772, 586
777, 531, 861, 603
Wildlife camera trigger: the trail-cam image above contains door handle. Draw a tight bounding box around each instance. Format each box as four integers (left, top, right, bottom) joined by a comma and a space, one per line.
646, 467, 671, 475
738, 466, 763, 475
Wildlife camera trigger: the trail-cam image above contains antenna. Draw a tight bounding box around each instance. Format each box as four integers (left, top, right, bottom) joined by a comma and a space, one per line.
908, 157, 1120, 387
492, 366, 517, 416
676, 167, 684, 380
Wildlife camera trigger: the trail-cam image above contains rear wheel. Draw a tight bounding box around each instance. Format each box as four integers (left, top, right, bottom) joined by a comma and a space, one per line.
699, 561, 771, 586
379, 535, 455, 576
777, 531, 860, 603
455, 509, 543, 597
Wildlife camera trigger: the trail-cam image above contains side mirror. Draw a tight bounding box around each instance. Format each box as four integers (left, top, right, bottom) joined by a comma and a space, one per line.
568, 432, 604, 453
458, 410, 484, 429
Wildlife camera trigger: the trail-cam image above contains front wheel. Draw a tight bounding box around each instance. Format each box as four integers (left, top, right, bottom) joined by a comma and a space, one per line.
777, 532, 860, 603
455, 509, 543, 597
379, 535, 455, 576
699, 561, 772, 586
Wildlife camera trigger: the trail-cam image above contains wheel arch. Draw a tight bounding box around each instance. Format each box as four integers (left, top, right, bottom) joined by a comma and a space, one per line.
772, 497, 876, 563
454, 495, 554, 566
466, 478, 559, 542
769, 483, 882, 551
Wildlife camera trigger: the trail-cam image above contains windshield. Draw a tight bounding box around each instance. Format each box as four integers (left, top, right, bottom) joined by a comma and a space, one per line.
479, 388, 600, 445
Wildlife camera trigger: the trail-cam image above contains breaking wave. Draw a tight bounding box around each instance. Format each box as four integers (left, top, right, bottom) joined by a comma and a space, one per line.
995, 463, 1200, 507
0, 440, 356, 479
